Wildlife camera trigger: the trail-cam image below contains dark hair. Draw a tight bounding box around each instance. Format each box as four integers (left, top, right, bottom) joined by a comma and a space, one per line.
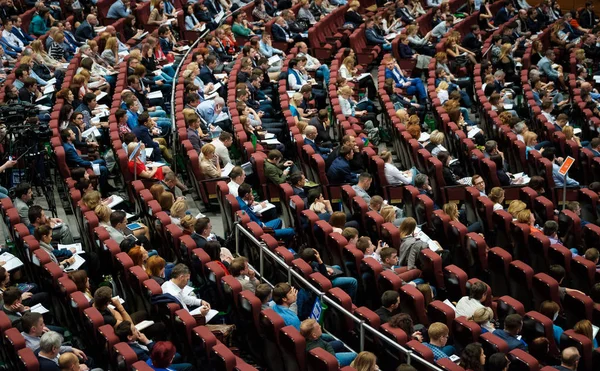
34, 224, 52, 241
549, 264, 566, 283
272, 282, 292, 305
204, 241, 221, 262
487, 353, 508, 371
28, 205, 43, 225
528, 176, 545, 192
21, 312, 43, 333
490, 154, 503, 169
529, 337, 549, 365
170, 263, 190, 279
194, 217, 211, 235
543, 220, 558, 237
238, 183, 252, 199
381, 290, 400, 308
591, 283, 600, 304
110, 210, 127, 227
504, 313, 523, 332
289, 172, 304, 186
138, 112, 150, 126
460, 343, 483, 371
120, 238, 138, 254
115, 108, 127, 122
2, 287, 21, 306
267, 150, 283, 161
115, 320, 134, 342
437, 151, 450, 166
299, 248, 317, 263
469, 281, 488, 301
14, 182, 31, 199
388, 313, 414, 336
93, 286, 113, 309
229, 257, 248, 277
83, 93, 96, 104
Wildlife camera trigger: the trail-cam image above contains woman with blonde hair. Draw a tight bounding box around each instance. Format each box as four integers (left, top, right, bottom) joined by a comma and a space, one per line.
563, 126, 582, 147
101, 37, 119, 67
436, 80, 450, 104
523, 131, 546, 159
95, 204, 111, 225
30, 39, 64, 70
406, 24, 435, 56
200, 144, 221, 179
445, 38, 477, 66
381, 205, 402, 227
344, 1, 363, 28
381, 150, 416, 186
170, 198, 188, 225
350, 351, 378, 371
444, 201, 482, 233
470, 307, 495, 333
289, 92, 310, 125
489, 187, 505, 211
425, 130, 447, 157
507, 200, 526, 219
516, 209, 540, 234
180, 214, 196, 235
338, 85, 378, 125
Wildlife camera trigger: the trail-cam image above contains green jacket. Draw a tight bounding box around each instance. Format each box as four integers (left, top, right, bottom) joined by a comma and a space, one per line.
29, 15, 48, 37
306, 338, 335, 356
232, 23, 252, 37
264, 160, 286, 184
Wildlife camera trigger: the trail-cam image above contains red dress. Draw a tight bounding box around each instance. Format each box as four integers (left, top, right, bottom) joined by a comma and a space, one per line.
128, 160, 164, 181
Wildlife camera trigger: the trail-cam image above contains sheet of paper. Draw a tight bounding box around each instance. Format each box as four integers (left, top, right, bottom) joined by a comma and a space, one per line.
64, 254, 85, 271
214, 111, 229, 123
593, 324, 599, 339
36, 95, 49, 102
147, 91, 164, 99
265, 133, 275, 139
135, 31, 149, 40
36, 105, 50, 111
214, 73, 227, 80
208, 83, 222, 96
190, 307, 219, 322
92, 163, 101, 176
287, 91, 296, 98
384, 32, 398, 40
94, 26, 106, 33
46, 77, 57, 85
443, 299, 457, 311
30, 303, 49, 314
221, 162, 235, 177
357, 73, 371, 81
215, 10, 225, 23
0, 252, 23, 271
255, 202, 276, 215
58, 243, 84, 255
268, 55, 281, 65
135, 320, 155, 331
145, 148, 154, 158
88, 80, 107, 89
96, 91, 108, 101
146, 162, 167, 168
106, 195, 124, 209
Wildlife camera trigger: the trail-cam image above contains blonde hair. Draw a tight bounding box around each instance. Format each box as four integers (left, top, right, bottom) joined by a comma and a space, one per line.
350, 351, 377, 371
574, 319, 594, 342
562, 125, 574, 141
342, 56, 355, 70
381, 205, 396, 223
170, 199, 188, 218
428, 323, 449, 341
443, 202, 459, 221
105, 37, 118, 55
523, 131, 538, 147
94, 204, 111, 223
507, 200, 526, 218
516, 209, 531, 224
82, 191, 101, 210
338, 85, 353, 97
436, 81, 449, 92
291, 92, 303, 106
201, 143, 216, 158
380, 151, 393, 162
429, 130, 445, 145
470, 307, 494, 325
180, 215, 196, 230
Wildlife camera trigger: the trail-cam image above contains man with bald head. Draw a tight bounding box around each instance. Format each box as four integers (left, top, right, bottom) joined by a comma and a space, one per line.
75, 14, 98, 41
105, 25, 129, 52
554, 347, 580, 371
515, 9, 531, 37
304, 125, 331, 158
58, 352, 84, 371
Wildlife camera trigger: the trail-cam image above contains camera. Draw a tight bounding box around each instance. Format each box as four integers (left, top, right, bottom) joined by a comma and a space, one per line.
0, 102, 49, 141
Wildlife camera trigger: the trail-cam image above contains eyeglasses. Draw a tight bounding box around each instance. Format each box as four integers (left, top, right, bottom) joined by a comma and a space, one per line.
474, 181, 485, 186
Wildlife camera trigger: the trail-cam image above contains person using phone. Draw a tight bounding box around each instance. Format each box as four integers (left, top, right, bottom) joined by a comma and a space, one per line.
300, 248, 358, 302
263, 149, 297, 184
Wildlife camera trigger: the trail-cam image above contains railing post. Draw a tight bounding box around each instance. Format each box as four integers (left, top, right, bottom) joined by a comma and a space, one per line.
359, 321, 365, 352
235, 223, 240, 256
406, 350, 413, 365
259, 242, 264, 279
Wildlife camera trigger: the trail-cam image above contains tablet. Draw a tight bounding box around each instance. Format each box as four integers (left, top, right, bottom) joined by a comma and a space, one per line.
127, 223, 143, 231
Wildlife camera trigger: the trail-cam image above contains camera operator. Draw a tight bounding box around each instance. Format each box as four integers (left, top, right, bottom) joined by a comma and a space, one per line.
0, 157, 16, 199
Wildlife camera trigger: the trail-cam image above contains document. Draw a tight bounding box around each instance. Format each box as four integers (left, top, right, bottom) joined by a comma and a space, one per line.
147, 91, 164, 99
43, 85, 55, 95
58, 243, 84, 255
135, 31, 149, 40
64, 254, 85, 271
357, 73, 371, 81
268, 55, 281, 65
135, 320, 155, 331
0, 252, 23, 271
221, 162, 235, 177
106, 195, 125, 209
190, 307, 219, 323
96, 92, 108, 102
30, 303, 49, 314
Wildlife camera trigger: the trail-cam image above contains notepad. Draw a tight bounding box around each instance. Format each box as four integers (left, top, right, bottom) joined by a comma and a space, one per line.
96, 91, 108, 101
88, 80, 106, 89
190, 307, 219, 323
30, 303, 49, 314
135, 31, 149, 40
0, 252, 23, 271
254, 202, 276, 215
58, 243, 84, 255
135, 320, 155, 331
221, 162, 235, 177
357, 73, 371, 81
384, 32, 398, 40
63, 254, 85, 271
106, 195, 125, 209
268, 55, 281, 65
214, 73, 227, 80
147, 91, 164, 99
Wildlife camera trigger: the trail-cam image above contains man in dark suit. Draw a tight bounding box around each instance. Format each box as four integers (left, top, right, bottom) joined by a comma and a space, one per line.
132, 113, 163, 161
11, 15, 34, 46
272, 16, 302, 44
462, 25, 483, 54
35, 331, 63, 371
18, 77, 39, 104
290, 172, 308, 205
395, 0, 415, 25
492, 314, 528, 351
199, 55, 220, 85
75, 14, 98, 41
579, 1, 598, 30
495, 1, 514, 26
304, 125, 331, 159
308, 109, 333, 148
186, 115, 205, 153
365, 19, 391, 51
61, 129, 114, 196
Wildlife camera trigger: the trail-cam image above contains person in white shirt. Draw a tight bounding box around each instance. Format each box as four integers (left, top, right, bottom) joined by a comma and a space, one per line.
489, 187, 505, 211
161, 264, 211, 316
227, 165, 246, 197
541, 101, 555, 124
455, 281, 489, 318
381, 150, 415, 185
211, 131, 233, 166
296, 41, 330, 85
2, 18, 24, 49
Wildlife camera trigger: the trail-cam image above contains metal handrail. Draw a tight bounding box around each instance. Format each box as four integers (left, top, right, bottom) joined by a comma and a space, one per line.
234, 223, 444, 371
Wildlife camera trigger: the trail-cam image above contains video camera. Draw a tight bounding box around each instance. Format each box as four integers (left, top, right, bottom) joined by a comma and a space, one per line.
0, 102, 50, 141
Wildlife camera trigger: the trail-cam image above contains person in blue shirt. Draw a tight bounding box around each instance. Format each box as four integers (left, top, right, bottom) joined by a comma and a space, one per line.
542, 147, 579, 187
11, 16, 35, 46
125, 97, 140, 129
236, 183, 294, 240
132, 112, 163, 162
492, 314, 528, 351
304, 125, 331, 159
326, 146, 359, 185
540, 300, 563, 346
423, 323, 456, 361
383, 56, 427, 104
364, 19, 391, 51
61, 128, 115, 196
300, 248, 358, 302
272, 282, 301, 329
107, 0, 132, 19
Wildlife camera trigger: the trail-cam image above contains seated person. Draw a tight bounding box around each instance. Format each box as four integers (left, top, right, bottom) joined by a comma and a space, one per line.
300, 319, 357, 367
492, 314, 528, 351
36, 332, 74, 371
2, 287, 32, 331
161, 264, 214, 323
21, 313, 88, 360
455, 281, 489, 319
389, 313, 423, 343
355, 236, 385, 262
352, 173, 373, 203
423, 323, 456, 361
548, 265, 585, 301
375, 290, 401, 324
127, 143, 185, 190
236, 183, 294, 241
114, 321, 194, 371
29, 205, 75, 245
264, 149, 296, 184
327, 145, 359, 185
300, 248, 357, 302
229, 256, 260, 293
